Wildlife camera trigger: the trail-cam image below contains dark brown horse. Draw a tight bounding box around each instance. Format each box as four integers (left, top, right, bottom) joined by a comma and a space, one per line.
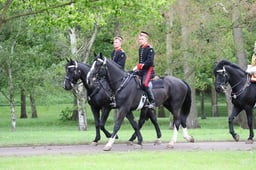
87, 53, 194, 151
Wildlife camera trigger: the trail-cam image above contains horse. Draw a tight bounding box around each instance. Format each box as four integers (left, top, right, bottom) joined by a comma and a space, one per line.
87, 53, 194, 151
63, 59, 162, 146
213, 59, 255, 144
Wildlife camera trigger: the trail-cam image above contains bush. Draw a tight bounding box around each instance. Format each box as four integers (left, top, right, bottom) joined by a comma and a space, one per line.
59, 107, 73, 121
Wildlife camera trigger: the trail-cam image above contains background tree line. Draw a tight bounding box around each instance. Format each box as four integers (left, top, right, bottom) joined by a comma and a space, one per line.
0, 0, 256, 130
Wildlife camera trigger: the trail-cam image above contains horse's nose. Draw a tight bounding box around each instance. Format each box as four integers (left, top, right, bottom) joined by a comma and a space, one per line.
215, 85, 223, 93
63, 80, 72, 90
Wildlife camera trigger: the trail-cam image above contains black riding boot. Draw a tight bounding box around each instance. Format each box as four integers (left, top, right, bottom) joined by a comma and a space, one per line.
145, 86, 155, 109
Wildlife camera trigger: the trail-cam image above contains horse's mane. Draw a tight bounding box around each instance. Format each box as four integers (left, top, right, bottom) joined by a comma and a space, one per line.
214, 60, 245, 74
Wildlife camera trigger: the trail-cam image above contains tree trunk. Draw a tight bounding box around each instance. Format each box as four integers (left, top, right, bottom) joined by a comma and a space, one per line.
74, 84, 87, 131
10, 93, 16, 131
165, 5, 174, 75
7, 61, 16, 131
211, 85, 219, 117
81, 16, 100, 63
30, 93, 38, 118
20, 88, 27, 118
72, 94, 78, 121
178, 0, 198, 128
69, 27, 87, 130
200, 91, 206, 119
7, 37, 17, 131
231, 0, 248, 128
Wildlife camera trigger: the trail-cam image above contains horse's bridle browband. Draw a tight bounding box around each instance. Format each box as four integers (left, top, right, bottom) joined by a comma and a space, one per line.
67, 60, 78, 69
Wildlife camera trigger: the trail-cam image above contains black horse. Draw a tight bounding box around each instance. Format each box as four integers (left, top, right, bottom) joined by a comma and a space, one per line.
63, 59, 161, 145
214, 60, 255, 144
87, 53, 194, 151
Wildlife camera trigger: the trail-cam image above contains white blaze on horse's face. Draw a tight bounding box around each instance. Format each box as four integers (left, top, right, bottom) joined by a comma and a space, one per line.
86, 61, 96, 84
216, 67, 228, 91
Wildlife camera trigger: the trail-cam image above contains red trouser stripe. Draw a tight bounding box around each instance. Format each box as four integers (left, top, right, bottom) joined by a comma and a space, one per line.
143, 66, 153, 87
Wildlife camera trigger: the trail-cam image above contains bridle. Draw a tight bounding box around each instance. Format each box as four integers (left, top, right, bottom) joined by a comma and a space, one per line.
216, 66, 229, 91
87, 56, 130, 94
216, 66, 250, 99
65, 61, 82, 85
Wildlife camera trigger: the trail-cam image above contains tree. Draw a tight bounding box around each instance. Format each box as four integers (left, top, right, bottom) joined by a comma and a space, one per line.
231, 0, 249, 128
176, 0, 199, 128
0, 0, 76, 130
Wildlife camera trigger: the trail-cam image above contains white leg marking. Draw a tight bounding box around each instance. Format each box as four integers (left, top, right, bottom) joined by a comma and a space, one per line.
167, 126, 178, 148
106, 136, 116, 147
182, 127, 194, 142
103, 135, 116, 151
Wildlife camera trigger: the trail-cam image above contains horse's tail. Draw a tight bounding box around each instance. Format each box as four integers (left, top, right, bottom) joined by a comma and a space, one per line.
181, 80, 192, 116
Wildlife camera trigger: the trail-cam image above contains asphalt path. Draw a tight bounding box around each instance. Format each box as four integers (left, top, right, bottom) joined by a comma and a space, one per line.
0, 141, 255, 156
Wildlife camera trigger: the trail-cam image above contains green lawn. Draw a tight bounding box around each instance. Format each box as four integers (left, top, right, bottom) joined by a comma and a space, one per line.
0, 104, 250, 146
0, 104, 255, 170
0, 151, 255, 170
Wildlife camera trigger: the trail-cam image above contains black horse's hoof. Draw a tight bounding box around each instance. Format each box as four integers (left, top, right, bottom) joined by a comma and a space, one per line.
90, 141, 98, 146
127, 141, 134, 146
245, 139, 253, 144
133, 144, 143, 149
232, 134, 240, 142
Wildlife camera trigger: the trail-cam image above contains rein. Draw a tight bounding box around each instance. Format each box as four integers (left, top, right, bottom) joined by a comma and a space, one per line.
102, 58, 129, 94
230, 75, 250, 99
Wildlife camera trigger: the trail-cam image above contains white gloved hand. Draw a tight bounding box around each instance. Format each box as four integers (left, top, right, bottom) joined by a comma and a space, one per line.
133, 66, 137, 71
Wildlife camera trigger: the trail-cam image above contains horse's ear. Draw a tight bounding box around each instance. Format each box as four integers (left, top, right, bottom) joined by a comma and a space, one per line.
100, 52, 103, 58
66, 58, 70, 62
94, 52, 97, 58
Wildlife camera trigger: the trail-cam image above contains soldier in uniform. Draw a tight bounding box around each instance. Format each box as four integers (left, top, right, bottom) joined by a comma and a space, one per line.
136, 31, 156, 109
111, 36, 126, 70
110, 36, 127, 107
246, 41, 256, 82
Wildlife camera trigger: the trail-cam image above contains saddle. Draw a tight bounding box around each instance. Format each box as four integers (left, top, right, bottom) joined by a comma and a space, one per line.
151, 76, 164, 89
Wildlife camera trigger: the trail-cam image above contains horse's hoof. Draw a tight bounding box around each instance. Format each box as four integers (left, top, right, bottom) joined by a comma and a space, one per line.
233, 134, 240, 142
127, 141, 134, 146
154, 139, 162, 145
133, 144, 143, 149
245, 139, 254, 144
189, 136, 195, 143
103, 145, 112, 151
90, 141, 98, 146
166, 141, 175, 149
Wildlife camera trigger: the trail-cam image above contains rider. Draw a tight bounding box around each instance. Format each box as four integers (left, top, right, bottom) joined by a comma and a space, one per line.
111, 35, 126, 70
246, 41, 256, 82
110, 35, 127, 107
136, 31, 156, 109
